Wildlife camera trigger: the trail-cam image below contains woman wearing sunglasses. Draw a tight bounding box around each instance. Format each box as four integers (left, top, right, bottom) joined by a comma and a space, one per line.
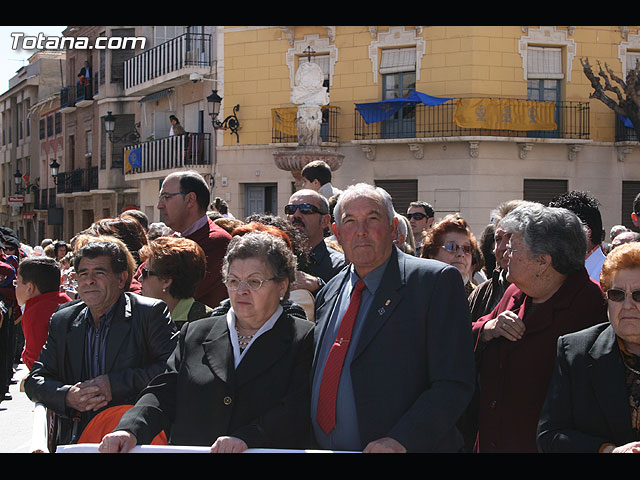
537, 241, 640, 452
471, 203, 607, 452
138, 236, 213, 329
420, 213, 480, 296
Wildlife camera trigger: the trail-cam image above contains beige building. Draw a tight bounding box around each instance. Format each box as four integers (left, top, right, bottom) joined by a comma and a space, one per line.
208, 25, 640, 238
57, 25, 141, 241
0, 51, 66, 245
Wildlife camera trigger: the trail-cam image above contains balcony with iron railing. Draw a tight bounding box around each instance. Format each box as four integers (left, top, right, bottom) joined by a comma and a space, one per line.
60, 73, 99, 113
124, 33, 213, 96
56, 167, 99, 194
271, 106, 340, 144
123, 132, 211, 176
354, 99, 590, 141
34, 188, 57, 210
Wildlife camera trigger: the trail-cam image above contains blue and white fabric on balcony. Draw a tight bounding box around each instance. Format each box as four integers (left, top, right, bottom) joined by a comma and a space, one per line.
355, 91, 452, 124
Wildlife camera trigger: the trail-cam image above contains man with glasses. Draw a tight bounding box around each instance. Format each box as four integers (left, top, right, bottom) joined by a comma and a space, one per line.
156, 171, 231, 309
406, 201, 434, 256
285, 189, 346, 293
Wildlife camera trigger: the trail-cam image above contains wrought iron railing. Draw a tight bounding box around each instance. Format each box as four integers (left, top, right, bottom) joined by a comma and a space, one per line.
354, 99, 590, 141
124, 33, 212, 90
271, 106, 340, 143
123, 132, 211, 175
56, 167, 98, 194
615, 114, 639, 142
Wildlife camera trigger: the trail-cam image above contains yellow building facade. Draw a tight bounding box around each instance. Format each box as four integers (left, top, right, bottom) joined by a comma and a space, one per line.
205, 26, 640, 236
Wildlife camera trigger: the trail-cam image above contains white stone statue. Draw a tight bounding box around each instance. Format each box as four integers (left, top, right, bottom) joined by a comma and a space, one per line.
290, 62, 329, 146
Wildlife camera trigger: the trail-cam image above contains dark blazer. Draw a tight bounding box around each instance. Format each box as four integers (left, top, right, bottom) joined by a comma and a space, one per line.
537, 322, 638, 452
24, 292, 178, 446
186, 218, 231, 309
471, 268, 607, 452
305, 240, 347, 284
311, 247, 476, 452
115, 309, 315, 449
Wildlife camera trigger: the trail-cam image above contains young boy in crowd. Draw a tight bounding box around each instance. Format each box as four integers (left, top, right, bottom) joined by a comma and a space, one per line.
15, 257, 71, 371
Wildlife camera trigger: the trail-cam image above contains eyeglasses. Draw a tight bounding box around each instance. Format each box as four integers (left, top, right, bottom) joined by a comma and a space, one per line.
606, 288, 640, 303
505, 247, 519, 255
440, 242, 472, 255
284, 203, 327, 215
158, 191, 185, 202
224, 277, 274, 291
406, 212, 427, 220
141, 266, 159, 279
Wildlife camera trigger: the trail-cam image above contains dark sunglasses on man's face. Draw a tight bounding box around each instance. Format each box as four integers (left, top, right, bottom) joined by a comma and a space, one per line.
284, 203, 327, 215
405, 212, 427, 220
606, 288, 640, 303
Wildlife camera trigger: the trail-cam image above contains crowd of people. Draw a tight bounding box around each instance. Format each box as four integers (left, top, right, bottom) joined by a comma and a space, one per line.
2, 160, 640, 453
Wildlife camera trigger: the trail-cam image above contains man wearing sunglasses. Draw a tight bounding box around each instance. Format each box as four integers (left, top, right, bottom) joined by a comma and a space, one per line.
286, 190, 346, 293
406, 201, 434, 256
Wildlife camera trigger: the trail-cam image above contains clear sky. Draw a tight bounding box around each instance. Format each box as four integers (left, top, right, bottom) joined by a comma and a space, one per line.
0, 26, 67, 93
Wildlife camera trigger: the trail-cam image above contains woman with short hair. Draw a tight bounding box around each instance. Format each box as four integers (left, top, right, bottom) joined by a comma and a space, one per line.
472, 203, 607, 452
99, 231, 314, 453
138, 236, 212, 329
537, 242, 640, 452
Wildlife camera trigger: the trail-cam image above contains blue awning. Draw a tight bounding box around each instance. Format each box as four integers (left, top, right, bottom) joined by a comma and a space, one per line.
356, 91, 452, 124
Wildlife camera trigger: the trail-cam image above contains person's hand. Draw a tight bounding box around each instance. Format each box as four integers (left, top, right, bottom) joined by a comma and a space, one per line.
98, 431, 138, 453
293, 271, 321, 293
363, 437, 406, 453
210, 436, 249, 453
610, 441, 640, 453
480, 310, 525, 342
88, 375, 113, 404
65, 381, 107, 412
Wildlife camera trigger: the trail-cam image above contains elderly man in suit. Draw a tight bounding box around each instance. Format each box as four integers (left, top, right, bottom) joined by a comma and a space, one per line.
156, 170, 231, 309
310, 183, 475, 453
24, 240, 178, 447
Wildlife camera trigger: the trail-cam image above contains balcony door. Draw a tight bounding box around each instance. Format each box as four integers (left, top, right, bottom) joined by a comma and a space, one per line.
380, 48, 417, 139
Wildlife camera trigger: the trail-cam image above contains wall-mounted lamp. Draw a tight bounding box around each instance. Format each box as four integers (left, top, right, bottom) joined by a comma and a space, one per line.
207, 90, 240, 143
14, 169, 39, 194
104, 111, 141, 144
49, 159, 60, 185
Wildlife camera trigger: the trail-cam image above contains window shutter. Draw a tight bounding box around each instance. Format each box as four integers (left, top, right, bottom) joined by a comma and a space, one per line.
380, 48, 416, 74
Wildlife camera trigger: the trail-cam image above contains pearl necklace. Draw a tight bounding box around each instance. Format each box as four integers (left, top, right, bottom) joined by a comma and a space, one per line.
236, 328, 254, 349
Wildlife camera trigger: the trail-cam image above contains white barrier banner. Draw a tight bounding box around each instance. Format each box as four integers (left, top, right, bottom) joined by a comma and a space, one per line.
56, 444, 357, 453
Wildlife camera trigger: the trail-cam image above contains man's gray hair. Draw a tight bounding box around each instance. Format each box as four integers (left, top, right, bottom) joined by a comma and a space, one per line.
333, 183, 395, 227
500, 202, 588, 275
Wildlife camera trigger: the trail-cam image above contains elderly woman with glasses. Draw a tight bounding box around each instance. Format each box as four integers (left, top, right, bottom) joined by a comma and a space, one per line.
471, 202, 607, 453
138, 236, 213, 329
421, 213, 480, 295
99, 231, 315, 453
537, 242, 640, 453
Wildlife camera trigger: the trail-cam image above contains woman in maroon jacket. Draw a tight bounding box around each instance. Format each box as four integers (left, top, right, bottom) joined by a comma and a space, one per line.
471, 202, 607, 452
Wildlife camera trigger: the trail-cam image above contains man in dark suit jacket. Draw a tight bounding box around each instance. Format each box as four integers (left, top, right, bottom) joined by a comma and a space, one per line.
157, 171, 231, 309
310, 183, 475, 453
24, 240, 177, 447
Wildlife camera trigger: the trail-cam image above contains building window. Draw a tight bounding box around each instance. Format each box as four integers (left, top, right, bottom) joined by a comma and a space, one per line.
380, 48, 416, 139
527, 46, 563, 138
622, 181, 640, 232
375, 179, 418, 214
523, 178, 567, 206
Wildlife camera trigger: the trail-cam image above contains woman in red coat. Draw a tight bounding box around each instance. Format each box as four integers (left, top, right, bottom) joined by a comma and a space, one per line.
471, 202, 607, 452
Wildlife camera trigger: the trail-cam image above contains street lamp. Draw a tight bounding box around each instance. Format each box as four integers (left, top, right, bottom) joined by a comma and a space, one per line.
104, 111, 140, 144
13, 169, 39, 194
49, 159, 60, 185
207, 90, 240, 143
